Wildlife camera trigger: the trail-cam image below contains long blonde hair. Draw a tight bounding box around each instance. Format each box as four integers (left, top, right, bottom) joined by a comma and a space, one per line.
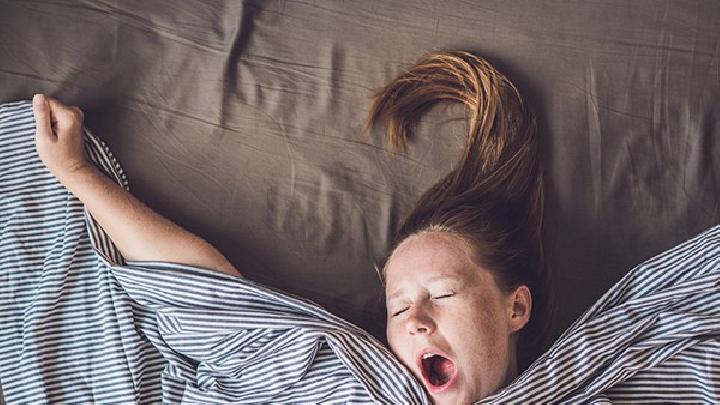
363, 51, 552, 371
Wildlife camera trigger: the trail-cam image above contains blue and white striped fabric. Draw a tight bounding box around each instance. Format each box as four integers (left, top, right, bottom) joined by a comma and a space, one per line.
0, 100, 428, 404
1, 99, 718, 404
482, 224, 720, 403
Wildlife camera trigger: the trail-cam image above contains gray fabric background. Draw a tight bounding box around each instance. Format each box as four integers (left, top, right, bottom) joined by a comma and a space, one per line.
1, 1, 719, 400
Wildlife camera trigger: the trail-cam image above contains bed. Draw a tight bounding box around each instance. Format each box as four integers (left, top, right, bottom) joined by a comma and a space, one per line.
1, 0, 719, 402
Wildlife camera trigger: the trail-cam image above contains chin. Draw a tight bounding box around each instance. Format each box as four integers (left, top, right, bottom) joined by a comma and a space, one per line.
431, 390, 474, 405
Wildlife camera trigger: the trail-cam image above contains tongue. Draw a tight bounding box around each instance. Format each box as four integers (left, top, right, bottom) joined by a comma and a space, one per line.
433, 356, 455, 379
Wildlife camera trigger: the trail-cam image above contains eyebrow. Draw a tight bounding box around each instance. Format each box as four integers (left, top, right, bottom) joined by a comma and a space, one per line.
386, 274, 462, 302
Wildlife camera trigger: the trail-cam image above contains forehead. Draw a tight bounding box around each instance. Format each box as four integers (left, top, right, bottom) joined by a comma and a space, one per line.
384, 232, 481, 290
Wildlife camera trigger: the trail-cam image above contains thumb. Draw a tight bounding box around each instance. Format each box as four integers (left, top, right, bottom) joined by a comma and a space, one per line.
32, 93, 55, 139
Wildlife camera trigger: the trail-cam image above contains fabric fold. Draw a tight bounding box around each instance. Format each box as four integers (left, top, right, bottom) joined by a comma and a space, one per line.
480, 224, 720, 403
1, 99, 718, 405
104, 261, 430, 403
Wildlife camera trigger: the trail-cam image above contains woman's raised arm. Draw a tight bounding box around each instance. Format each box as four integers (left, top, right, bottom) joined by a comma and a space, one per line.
31, 94, 242, 278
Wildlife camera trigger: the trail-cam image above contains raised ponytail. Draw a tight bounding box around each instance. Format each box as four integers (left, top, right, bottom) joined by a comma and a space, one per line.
364, 51, 551, 371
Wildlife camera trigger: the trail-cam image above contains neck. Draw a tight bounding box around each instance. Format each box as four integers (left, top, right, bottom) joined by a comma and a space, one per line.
504, 341, 519, 386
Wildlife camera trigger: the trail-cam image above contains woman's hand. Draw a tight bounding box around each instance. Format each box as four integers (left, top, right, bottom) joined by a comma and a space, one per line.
29, 93, 243, 277
32, 93, 89, 178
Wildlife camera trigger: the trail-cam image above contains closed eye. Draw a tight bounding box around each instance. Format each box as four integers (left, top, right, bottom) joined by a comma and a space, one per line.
391, 292, 455, 317
392, 307, 409, 317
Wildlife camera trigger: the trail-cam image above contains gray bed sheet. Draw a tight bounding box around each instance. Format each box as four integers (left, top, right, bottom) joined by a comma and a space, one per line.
1, 0, 718, 399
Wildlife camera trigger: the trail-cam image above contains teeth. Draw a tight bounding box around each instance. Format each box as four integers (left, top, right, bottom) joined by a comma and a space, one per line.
422, 352, 436, 359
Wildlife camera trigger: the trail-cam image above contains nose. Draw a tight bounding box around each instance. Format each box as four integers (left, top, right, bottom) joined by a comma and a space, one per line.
405, 306, 436, 335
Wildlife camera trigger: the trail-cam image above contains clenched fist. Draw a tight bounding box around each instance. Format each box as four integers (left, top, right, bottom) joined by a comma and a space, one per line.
32, 93, 89, 178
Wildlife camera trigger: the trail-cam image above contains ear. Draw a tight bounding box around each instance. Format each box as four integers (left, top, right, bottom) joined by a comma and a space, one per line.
507, 285, 532, 334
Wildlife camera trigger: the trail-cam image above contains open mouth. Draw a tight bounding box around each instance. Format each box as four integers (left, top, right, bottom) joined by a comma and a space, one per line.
419, 351, 458, 394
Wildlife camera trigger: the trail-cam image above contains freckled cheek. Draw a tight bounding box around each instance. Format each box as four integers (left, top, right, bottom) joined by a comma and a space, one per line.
447, 300, 502, 348
386, 329, 418, 372
462, 305, 508, 373
449, 298, 488, 324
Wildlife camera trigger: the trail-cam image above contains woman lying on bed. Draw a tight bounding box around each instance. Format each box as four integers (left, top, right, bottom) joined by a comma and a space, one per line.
22, 51, 719, 404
